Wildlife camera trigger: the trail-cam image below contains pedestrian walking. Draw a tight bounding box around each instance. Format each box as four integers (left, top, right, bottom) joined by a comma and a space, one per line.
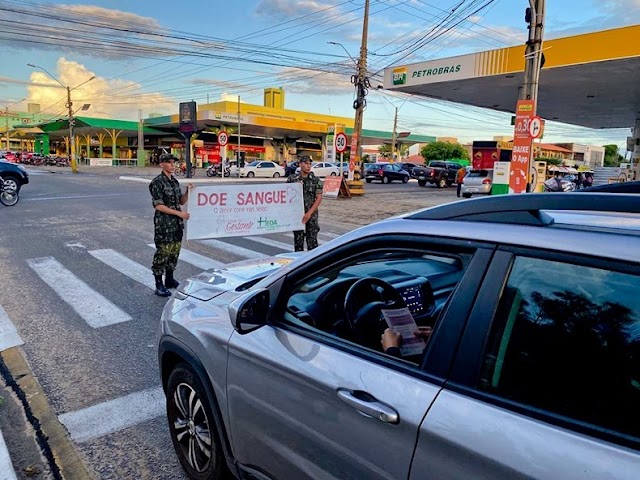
286, 157, 323, 251
149, 154, 190, 297
456, 166, 467, 197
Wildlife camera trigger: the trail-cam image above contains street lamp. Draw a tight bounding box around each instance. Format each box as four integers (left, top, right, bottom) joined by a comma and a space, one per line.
27, 63, 95, 173
2, 97, 25, 151
327, 41, 358, 66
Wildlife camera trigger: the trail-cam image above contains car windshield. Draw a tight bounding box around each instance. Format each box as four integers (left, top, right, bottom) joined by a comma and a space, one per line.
467, 170, 489, 177
247, 161, 259, 167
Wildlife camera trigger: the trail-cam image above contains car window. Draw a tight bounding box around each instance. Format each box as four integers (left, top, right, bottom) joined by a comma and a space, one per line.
247, 161, 259, 167
260, 162, 274, 168
467, 170, 489, 178
280, 248, 472, 366
479, 256, 640, 440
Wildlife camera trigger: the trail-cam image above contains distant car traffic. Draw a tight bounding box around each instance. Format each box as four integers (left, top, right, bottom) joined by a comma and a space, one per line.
364, 163, 410, 184
461, 169, 492, 197
239, 161, 284, 178
295, 162, 339, 177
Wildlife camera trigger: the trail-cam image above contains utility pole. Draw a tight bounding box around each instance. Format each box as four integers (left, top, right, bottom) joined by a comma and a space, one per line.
521, 0, 546, 109
350, 0, 370, 190
4, 107, 8, 151
391, 106, 398, 162
237, 95, 241, 167
66, 86, 79, 173
519, 0, 545, 192
137, 109, 145, 167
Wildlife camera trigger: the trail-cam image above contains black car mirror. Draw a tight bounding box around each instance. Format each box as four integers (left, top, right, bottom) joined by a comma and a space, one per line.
229, 288, 270, 334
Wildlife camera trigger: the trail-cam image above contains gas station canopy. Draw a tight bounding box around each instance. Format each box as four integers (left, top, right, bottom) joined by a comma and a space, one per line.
383, 25, 640, 129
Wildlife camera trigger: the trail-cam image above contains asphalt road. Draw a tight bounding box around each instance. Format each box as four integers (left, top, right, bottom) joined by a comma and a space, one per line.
0, 167, 456, 479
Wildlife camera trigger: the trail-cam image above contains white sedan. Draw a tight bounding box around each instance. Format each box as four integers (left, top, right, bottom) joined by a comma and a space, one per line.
295, 162, 339, 177
240, 161, 285, 178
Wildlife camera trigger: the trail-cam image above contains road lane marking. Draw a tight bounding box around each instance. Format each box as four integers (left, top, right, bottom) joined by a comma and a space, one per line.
88, 249, 155, 290
0, 305, 23, 352
146, 245, 223, 271
200, 239, 268, 260
27, 257, 132, 329
246, 236, 293, 251
0, 428, 17, 480
59, 387, 165, 443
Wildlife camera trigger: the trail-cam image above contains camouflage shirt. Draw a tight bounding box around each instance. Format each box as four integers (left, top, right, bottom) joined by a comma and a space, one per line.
149, 172, 184, 243
287, 171, 323, 215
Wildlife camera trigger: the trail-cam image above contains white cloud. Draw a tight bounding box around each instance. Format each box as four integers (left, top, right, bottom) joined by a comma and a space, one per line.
254, 0, 339, 18
276, 66, 352, 95
55, 4, 161, 29
26, 58, 174, 120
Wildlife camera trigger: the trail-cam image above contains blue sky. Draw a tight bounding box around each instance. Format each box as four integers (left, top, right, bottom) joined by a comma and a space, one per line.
0, 0, 637, 149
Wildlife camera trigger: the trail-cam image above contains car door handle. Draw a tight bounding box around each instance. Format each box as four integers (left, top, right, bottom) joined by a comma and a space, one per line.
336, 389, 399, 424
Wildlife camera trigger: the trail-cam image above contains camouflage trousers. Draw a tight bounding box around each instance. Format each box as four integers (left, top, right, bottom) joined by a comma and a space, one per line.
293, 216, 320, 252
152, 241, 182, 276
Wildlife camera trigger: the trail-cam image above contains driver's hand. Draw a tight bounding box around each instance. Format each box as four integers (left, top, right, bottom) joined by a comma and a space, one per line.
381, 328, 402, 351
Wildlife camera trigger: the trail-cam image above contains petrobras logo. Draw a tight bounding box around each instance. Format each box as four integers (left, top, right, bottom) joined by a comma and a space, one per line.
393, 67, 407, 85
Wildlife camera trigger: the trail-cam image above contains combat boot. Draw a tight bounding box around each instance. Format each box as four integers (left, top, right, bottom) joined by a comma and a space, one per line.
154, 275, 171, 297
165, 270, 180, 289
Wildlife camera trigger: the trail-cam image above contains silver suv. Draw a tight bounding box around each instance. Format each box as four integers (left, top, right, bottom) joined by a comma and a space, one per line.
158, 193, 640, 480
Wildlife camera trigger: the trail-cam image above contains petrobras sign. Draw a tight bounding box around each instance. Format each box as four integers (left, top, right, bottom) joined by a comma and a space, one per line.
384, 53, 479, 89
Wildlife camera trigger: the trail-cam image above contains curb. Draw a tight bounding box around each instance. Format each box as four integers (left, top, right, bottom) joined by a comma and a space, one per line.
0, 348, 94, 480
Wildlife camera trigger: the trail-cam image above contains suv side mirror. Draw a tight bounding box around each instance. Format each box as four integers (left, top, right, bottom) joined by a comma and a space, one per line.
229, 288, 270, 334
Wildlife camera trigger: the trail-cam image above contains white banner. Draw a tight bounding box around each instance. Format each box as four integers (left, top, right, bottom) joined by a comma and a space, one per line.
89, 158, 112, 166
186, 183, 305, 240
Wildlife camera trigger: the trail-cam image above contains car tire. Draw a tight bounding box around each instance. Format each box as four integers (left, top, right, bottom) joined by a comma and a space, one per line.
273, 172, 281, 178
1, 176, 20, 192
365, 179, 372, 183
166, 363, 227, 480
417, 180, 426, 187
247, 171, 255, 178
382, 176, 390, 184
330, 172, 337, 176
462, 192, 472, 198
438, 178, 448, 188
402, 176, 409, 184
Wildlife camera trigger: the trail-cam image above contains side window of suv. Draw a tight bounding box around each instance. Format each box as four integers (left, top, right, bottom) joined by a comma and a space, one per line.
479, 256, 640, 440
431, 162, 444, 168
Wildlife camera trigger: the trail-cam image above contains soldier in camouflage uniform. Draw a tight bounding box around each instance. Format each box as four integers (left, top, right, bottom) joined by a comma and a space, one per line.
149, 154, 190, 297
286, 157, 323, 251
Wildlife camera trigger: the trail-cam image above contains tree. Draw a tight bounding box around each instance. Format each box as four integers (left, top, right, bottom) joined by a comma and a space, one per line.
420, 141, 469, 162
541, 157, 562, 166
603, 144, 623, 167
378, 143, 408, 160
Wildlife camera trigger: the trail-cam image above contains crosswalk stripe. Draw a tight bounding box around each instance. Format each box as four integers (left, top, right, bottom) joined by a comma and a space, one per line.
147, 244, 223, 271
0, 304, 24, 352
59, 387, 165, 443
200, 239, 268, 260
246, 236, 293, 251
282, 231, 337, 242
27, 257, 131, 329
88, 249, 155, 290
0, 428, 17, 480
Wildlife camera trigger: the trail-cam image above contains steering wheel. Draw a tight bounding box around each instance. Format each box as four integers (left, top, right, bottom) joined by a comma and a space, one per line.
344, 278, 406, 350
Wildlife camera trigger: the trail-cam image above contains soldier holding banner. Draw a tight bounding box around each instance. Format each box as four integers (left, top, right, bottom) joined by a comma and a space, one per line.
286, 157, 323, 251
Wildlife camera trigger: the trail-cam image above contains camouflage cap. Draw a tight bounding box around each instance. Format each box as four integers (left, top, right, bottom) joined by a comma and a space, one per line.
159, 154, 179, 163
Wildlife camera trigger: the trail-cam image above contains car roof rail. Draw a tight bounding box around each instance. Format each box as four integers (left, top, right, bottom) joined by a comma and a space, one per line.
406, 193, 640, 226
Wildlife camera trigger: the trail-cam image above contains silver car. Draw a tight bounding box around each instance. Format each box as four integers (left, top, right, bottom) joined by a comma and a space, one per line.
461, 169, 492, 197
159, 193, 640, 480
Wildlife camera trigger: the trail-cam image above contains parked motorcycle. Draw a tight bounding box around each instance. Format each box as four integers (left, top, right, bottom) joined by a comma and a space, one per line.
543, 175, 576, 193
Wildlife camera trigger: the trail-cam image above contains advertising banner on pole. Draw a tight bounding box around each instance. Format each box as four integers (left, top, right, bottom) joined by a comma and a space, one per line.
324, 125, 335, 163
510, 100, 535, 194
186, 184, 304, 240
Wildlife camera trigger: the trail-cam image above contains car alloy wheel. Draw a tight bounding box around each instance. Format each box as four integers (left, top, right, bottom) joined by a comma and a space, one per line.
438, 178, 448, 188
247, 171, 255, 178
273, 172, 281, 178
167, 364, 225, 479
382, 176, 390, 184
402, 176, 409, 183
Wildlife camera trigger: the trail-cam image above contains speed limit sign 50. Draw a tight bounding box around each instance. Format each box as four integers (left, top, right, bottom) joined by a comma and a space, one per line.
335, 132, 348, 153
218, 131, 229, 146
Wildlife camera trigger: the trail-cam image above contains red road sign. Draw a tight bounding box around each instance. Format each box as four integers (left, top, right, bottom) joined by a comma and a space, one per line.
335, 132, 348, 153
218, 131, 228, 146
